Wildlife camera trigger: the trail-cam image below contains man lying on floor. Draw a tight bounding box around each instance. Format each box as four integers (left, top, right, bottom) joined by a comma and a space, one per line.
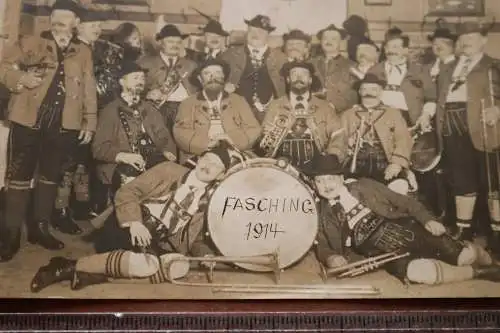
30, 145, 231, 292
307, 154, 500, 285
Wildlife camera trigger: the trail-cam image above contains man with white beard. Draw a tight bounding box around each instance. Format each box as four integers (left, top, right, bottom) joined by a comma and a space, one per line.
0, 0, 97, 260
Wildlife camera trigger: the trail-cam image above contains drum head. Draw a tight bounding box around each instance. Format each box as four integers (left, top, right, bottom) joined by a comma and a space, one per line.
207, 161, 318, 272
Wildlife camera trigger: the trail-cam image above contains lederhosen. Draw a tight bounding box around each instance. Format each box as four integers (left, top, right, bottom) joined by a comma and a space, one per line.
338, 201, 463, 281
276, 102, 320, 171
236, 48, 276, 124
442, 87, 499, 196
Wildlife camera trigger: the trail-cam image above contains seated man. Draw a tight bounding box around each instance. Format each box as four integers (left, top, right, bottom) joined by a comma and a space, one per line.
92, 62, 177, 193
258, 61, 346, 172
30, 145, 231, 292
306, 154, 500, 285
342, 74, 414, 194
174, 58, 261, 163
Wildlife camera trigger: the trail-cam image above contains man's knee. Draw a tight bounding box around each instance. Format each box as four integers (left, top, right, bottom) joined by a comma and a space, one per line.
127, 253, 160, 278
406, 258, 443, 285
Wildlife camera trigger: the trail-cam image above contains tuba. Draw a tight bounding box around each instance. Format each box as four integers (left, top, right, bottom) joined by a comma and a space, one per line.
259, 114, 293, 157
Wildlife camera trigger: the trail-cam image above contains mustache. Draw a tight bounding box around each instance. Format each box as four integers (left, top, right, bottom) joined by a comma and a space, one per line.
206, 79, 224, 85
361, 94, 378, 98
291, 80, 307, 85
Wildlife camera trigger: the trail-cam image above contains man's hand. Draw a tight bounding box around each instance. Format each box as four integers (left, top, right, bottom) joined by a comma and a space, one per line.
384, 163, 402, 181
129, 221, 152, 247
19, 72, 43, 89
482, 106, 500, 127
78, 130, 93, 145
115, 152, 145, 171
146, 88, 163, 102
326, 254, 348, 269
163, 151, 177, 162
415, 114, 433, 133
425, 220, 446, 236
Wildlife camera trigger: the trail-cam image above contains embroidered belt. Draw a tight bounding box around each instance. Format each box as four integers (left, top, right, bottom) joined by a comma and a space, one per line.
344, 203, 383, 247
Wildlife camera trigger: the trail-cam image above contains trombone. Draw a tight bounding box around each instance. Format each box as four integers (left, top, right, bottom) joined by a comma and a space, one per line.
320, 251, 410, 280
162, 252, 380, 296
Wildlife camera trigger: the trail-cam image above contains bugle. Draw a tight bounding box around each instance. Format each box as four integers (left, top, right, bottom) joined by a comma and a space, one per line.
150, 71, 189, 110
320, 251, 410, 280
162, 252, 380, 296
350, 115, 366, 174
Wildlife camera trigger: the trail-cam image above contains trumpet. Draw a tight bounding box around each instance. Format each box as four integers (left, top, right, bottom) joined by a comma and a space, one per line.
162, 252, 380, 296
150, 71, 189, 110
320, 251, 410, 280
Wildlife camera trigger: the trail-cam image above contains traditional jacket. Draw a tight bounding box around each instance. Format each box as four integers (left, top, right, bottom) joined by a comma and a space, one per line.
221, 45, 287, 98
367, 61, 436, 125
173, 91, 261, 159
138, 54, 198, 97
0, 31, 97, 132
260, 95, 347, 161
315, 178, 435, 264
311, 54, 358, 113
341, 104, 413, 168
92, 98, 177, 184
114, 161, 217, 255
435, 54, 500, 152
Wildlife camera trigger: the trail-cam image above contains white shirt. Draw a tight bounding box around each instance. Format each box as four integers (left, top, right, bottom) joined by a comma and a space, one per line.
382, 61, 409, 111
203, 91, 226, 140
159, 52, 189, 102
446, 53, 484, 102
430, 54, 456, 79
290, 91, 310, 112
148, 171, 207, 232
248, 45, 269, 59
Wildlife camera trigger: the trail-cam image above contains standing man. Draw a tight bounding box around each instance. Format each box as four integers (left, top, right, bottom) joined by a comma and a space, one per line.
141, 24, 198, 133
311, 24, 358, 114
221, 15, 287, 124
283, 29, 311, 62
258, 61, 346, 171
349, 37, 379, 82
427, 28, 457, 82
186, 20, 229, 65
0, 0, 97, 260
174, 58, 261, 162
418, 22, 500, 242
367, 27, 436, 126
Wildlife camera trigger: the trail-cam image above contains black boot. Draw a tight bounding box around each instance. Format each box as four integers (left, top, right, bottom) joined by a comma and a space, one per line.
71, 201, 94, 221
474, 265, 500, 282
30, 257, 76, 293
52, 208, 82, 235
71, 271, 108, 290
0, 227, 21, 262
28, 219, 64, 250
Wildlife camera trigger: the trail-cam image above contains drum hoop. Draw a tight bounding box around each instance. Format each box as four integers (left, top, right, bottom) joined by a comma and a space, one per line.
206, 158, 319, 269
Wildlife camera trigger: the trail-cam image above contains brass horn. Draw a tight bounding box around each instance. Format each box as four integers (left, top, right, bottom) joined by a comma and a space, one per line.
320, 251, 410, 280
162, 252, 380, 296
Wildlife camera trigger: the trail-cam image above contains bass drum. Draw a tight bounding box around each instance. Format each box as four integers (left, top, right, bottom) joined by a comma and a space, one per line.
207, 158, 318, 272
410, 127, 441, 173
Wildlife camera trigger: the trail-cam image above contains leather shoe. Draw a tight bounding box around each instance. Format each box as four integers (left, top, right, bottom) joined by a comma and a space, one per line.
52, 208, 82, 235
0, 228, 21, 262
28, 219, 64, 250
31, 257, 76, 293
71, 271, 108, 290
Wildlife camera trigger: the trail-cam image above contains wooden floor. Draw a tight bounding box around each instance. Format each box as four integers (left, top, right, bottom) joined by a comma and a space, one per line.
1, 220, 500, 300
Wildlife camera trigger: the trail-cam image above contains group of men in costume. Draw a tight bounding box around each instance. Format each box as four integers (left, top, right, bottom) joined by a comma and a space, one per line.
0, 0, 500, 292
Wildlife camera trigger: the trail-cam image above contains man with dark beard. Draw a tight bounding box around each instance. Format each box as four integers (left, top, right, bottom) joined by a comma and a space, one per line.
174, 59, 261, 163
258, 61, 345, 171
0, 0, 96, 260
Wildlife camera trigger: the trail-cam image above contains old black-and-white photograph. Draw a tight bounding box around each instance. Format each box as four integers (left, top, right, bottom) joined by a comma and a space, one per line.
0, 0, 499, 299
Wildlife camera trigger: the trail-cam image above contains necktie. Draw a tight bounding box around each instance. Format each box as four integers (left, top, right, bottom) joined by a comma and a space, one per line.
168, 57, 175, 69
170, 186, 196, 235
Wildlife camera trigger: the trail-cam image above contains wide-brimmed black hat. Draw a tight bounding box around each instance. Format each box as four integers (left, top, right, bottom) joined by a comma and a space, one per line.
244, 15, 276, 32
280, 61, 316, 77
201, 20, 229, 37
353, 73, 387, 91
51, 0, 83, 18
192, 58, 231, 82
283, 29, 311, 43
356, 36, 379, 51
427, 28, 457, 42
119, 62, 147, 78
317, 24, 347, 40
156, 24, 189, 41
302, 154, 344, 177
456, 21, 494, 37
384, 26, 410, 45
203, 144, 232, 170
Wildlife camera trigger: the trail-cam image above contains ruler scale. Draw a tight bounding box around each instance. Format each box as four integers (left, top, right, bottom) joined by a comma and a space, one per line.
0, 311, 500, 331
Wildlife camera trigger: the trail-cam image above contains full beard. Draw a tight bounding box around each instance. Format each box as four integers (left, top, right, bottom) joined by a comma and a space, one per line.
290, 83, 309, 95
